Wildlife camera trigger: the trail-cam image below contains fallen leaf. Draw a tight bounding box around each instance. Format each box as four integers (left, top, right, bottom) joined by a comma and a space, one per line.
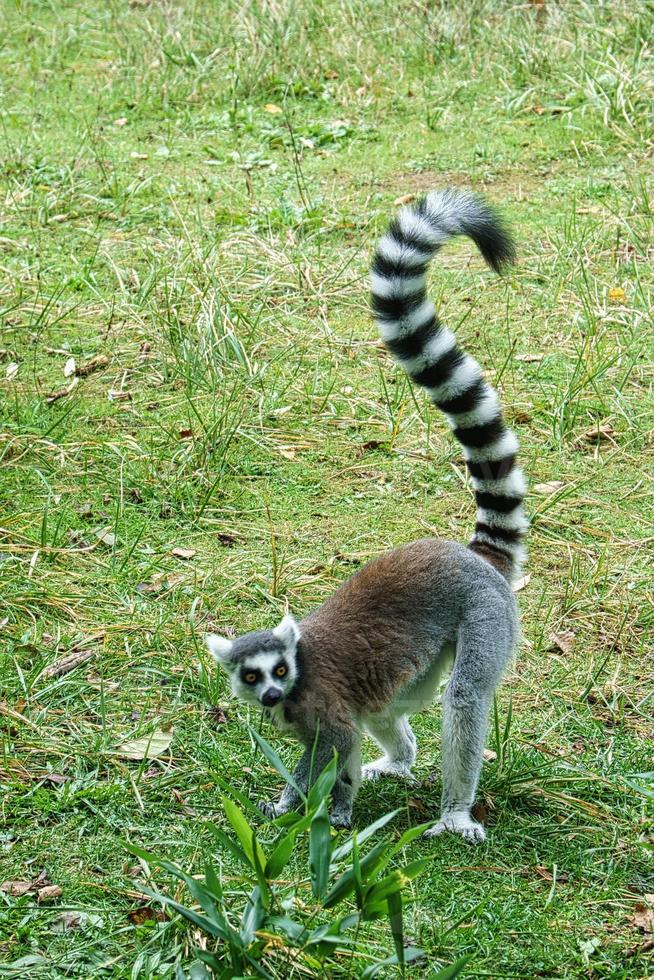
76, 354, 109, 377
108, 389, 131, 401
94, 527, 116, 547
628, 903, 654, 934
512, 574, 531, 593
263, 103, 282, 114
109, 728, 174, 760
394, 193, 415, 207
516, 353, 544, 363
113, 116, 128, 127
549, 630, 576, 655
278, 446, 296, 460
171, 547, 196, 560
130, 152, 149, 160
51, 912, 82, 932
37, 885, 62, 903
45, 379, 78, 403
127, 905, 167, 925
179, 428, 193, 439
216, 532, 238, 547
533, 865, 569, 883
608, 286, 626, 302
533, 481, 565, 494
208, 706, 228, 725
407, 797, 428, 815
42, 649, 95, 679
582, 422, 614, 442
5, 362, 19, 380
63, 357, 76, 377
1, 880, 31, 897
483, 749, 497, 762
471, 802, 488, 824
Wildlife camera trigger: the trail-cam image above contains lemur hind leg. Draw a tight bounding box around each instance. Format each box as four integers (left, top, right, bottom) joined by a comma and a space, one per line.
361, 711, 417, 782
424, 616, 514, 844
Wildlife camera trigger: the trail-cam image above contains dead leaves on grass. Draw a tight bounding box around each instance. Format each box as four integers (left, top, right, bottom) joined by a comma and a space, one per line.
109, 727, 174, 761
548, 629, 576, 655
1, 872, 61, 904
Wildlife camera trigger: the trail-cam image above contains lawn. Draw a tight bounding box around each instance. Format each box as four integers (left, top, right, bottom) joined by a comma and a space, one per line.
1, 0, 653, 976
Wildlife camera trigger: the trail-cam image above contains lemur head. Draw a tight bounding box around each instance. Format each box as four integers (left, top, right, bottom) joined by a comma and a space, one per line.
206, 614, 300, 709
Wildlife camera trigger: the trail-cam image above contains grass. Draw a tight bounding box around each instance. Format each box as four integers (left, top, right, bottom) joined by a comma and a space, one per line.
0, 0, 653, 975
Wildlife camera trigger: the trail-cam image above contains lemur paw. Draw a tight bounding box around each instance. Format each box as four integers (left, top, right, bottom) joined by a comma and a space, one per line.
362, 760, 415, 783
258, 800, 281, 820
329, 809, 352, 829
424, 811, 486, 844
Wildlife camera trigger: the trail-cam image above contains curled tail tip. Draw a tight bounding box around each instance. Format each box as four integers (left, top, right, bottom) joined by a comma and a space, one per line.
418, 187, 517, 273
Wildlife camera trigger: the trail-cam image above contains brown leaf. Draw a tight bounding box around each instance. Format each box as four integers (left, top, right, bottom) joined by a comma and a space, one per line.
42, 649, 95, 679
179, 428, 193, 439
1, 880, 31, 897
471, 802, 488, 824
627, 903, 654, 934
128, 905, 167, 925
51, 912, 83, 932
37, 885, 62, 903
549, 630, 576, 655
208, 706, 229, 725
394, 194, 415, 207
76, 354, 110, 377
108, 389, 131, 402
533, 481, 565, 494
45, 380, 78, 404
407, 797, 428, 816
582, 422, 615, 442
516, 353, 544, 363
533, 865, 569, 883
171, 547, 196, 560
216, 532, 238, 547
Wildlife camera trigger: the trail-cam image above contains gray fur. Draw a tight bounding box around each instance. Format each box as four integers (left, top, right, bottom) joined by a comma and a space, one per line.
206, 190, 526, 842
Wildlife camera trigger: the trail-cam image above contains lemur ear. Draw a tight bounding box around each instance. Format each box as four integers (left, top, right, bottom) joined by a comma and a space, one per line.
273, 614, 300, 648
206, 634, 235, 665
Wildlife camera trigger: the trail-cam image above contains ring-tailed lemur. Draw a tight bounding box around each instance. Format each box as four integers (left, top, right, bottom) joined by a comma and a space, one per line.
207, 190, 527, 842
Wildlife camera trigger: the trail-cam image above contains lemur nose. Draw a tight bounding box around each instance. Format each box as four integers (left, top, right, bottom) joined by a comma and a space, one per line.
261, 688, 282, 707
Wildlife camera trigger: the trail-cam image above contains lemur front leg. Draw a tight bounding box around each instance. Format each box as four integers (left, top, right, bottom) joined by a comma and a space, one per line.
260, 725, 360, 827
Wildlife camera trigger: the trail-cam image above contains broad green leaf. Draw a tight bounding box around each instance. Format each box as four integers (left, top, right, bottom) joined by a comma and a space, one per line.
265, 812, 312, 879
309, 800, 332, 899
322, 839, 390, 909
363, 859, 431, 908
307, 753, 338, 811
240, 886, 265, 945
250, 829, 271, 908
206, 822, 251, 870
332, 810, 399, 862
429, 955, 472, 979
250, 728, 306, 803
203, 862, 223, 902
386, 888, 404, 967
361, 946, 425, 978
222, 796, 267, 871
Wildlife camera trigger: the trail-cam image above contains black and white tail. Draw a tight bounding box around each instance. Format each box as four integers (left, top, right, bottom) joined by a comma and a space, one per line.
371, 189, 528, 581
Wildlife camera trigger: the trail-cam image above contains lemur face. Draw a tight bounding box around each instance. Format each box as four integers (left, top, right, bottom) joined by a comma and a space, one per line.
206, 615, 300, 709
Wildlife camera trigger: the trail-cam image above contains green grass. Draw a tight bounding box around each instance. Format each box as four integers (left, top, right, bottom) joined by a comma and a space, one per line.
1, 0, 653, 975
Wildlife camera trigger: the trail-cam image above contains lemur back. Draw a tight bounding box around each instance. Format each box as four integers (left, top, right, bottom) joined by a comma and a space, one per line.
207, 190, 527, 843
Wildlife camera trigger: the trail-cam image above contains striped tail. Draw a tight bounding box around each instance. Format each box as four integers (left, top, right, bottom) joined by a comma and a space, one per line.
370, 189, 528, 581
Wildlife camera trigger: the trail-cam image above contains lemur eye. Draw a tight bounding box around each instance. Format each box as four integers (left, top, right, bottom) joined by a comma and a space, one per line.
275, 665, 287, 677
244, 672, 258, 684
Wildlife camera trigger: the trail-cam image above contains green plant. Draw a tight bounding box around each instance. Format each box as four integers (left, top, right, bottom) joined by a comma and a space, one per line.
128, 731, 469, 978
